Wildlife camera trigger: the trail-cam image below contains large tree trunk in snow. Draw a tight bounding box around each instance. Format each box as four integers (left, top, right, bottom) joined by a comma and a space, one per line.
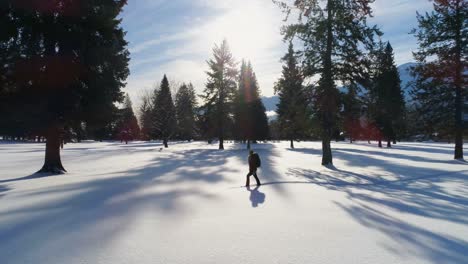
290, 139, 294, 149
454, 8, 463, 160
163, 138, 168, 148
247, 139, 251, 150
38, 125, 66, 174
387, 140, 391, 148
320, 1, 335, 167
219, 137, 224, 150
322, 138, 333, 165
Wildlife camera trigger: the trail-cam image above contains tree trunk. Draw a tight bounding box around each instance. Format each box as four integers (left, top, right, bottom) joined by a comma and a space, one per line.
38, 125, 66, 174
393, 139, 397, 145
454, 4, 463, 160
320, 0, 335, 167
454, 81, 463, 160
76, 127, 82, 143
387, 140, 391, 148
378, 139, 382, 148
290, 139, 294, 149
247, 139, 251, 150
163, 138, 168, 148
322, 138, 333, 165
219, 137, 224, 150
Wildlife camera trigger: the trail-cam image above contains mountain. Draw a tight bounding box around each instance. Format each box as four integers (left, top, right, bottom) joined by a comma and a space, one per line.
261, 62, 418, 114
261, 96, 280, 113
398, 62, 418, 101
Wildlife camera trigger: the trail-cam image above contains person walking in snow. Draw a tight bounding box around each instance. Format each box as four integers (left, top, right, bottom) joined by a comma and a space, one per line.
246, 150, 261, 187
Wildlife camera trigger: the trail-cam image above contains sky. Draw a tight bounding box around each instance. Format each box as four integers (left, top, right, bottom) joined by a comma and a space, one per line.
120, 0, 434, 108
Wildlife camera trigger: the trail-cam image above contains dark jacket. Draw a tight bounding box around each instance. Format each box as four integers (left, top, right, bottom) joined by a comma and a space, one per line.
248, 154, 257, 171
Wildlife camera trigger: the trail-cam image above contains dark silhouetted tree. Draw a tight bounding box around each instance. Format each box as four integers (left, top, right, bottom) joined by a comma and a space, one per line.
139, 90, 153, 141
234, 61, 269, 149
117, 94, 140, 143
201, 40, 238, 150
277, 0, 380, 165
373, 42, 405, 148
0, 0, 129, 173
175, 83, 197, 141
274, 43, 310, 149
151, 75, 176, 148
342, 83, 362, 143
411, 0, 467, 159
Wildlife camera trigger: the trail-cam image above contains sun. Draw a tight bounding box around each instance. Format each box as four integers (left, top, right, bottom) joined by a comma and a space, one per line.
204, 1, 281, 62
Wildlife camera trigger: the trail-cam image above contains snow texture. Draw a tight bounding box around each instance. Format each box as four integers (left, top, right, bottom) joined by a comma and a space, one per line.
0, 141, 467, 264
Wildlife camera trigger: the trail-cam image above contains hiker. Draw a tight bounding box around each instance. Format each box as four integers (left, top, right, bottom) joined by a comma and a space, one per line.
246, 150, 261, 187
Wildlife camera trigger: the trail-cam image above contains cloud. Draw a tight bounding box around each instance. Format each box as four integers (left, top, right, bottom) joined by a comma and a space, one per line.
122, 0, 434, 112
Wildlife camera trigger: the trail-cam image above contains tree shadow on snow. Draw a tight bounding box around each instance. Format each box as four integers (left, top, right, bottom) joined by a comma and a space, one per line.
334, 147, 458, 165
0, 143, 284, 263
0, 171, 68, 183
0, 147, 240, 262
0, 185, 10, 198
287, 153, 468, 264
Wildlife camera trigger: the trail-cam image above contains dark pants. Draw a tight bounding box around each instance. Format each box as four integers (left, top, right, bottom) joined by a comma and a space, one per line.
246, 168, 261, 186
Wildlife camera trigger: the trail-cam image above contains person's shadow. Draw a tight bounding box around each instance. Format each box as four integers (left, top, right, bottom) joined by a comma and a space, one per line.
247, 186, 266, 208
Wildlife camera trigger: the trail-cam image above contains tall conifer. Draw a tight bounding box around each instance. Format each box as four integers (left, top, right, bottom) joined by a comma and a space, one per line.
152, 75, 176, 148
411, 0, 467, 159
175, 83, 197, 141
201, 40, 238, 150
277, 0, 380, 165
274, 43, 309, 149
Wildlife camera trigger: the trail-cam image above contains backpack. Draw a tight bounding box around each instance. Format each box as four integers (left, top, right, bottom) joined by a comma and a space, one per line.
252, 153, 261, 168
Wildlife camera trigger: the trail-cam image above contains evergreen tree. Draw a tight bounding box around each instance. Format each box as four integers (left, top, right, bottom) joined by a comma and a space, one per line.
175, 83, 197, 141
233, 61, 250, 142
274, 43, 309, 149
201, 40, 238, 150
0, 0, 129, 173
234, 61, 269, 149
411, 0, 467, 159
373, 42, 405, 148
139, 90, 153, 141
342, 83, 362, 143
151, 75, 176, 148
277, 0, 380, 165
117, 94, 140, 143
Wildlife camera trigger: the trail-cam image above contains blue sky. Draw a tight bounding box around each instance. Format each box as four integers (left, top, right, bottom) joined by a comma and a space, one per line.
121, 0, 434, 106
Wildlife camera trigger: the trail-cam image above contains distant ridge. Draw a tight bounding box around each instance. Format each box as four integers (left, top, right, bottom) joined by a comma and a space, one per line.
261, 62, 418, 114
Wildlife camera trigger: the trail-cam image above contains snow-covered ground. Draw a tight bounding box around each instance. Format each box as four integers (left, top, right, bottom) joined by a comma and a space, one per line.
0, 141, 467, 264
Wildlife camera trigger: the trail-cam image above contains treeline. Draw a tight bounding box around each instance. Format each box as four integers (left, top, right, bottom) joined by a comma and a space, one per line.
0, 0, 465, 174
272, 0, 466, 163
137, 41, 269, 149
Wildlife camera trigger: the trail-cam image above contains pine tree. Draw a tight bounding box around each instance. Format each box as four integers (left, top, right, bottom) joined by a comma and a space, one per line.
139, 90, 153, 141
411, 0, 467, 159
274, 43, 309, 149
342, 83, 362, 143
201, 40, 238, 150
151, 75, 176, 148
0, 0, 129, 173
175, 83, 197, 141
373, 42, 405, 148
234, 61, 269, 149
117, 94, 140, 143
277, 0, 380, 165
233, 61, 250, 142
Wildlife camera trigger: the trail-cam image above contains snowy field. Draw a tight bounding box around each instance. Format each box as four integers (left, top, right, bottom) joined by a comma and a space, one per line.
0, 141, 467, 264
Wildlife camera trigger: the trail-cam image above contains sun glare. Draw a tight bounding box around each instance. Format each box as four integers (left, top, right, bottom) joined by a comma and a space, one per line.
204, 2, 279, 61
